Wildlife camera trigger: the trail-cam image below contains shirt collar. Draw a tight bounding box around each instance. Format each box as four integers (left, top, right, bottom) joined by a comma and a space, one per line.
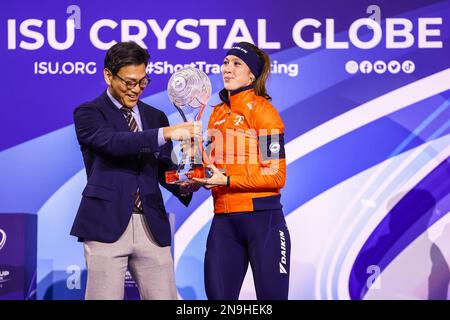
107, 88, 139, 113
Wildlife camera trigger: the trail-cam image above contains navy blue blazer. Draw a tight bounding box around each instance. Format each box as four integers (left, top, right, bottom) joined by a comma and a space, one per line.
70, 91, 191, 246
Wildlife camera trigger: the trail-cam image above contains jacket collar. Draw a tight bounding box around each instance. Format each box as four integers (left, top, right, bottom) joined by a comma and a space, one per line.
219, 85, 254, 107
99, 90, 138, 131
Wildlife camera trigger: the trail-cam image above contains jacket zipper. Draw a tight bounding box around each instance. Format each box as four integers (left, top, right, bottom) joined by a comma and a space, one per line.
224, 102, 231, 213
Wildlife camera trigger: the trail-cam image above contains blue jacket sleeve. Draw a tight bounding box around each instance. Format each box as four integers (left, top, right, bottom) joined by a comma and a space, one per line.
74, 103, 160, 157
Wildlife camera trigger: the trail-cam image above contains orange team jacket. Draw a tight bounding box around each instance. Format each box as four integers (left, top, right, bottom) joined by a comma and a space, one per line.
205, 85, 286, 214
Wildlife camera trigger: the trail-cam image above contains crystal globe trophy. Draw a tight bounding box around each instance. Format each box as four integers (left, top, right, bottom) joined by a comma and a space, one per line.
165, 67, 212, 184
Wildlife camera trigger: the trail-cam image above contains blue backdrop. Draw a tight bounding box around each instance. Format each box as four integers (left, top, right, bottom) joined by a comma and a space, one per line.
1, 0, 449, 299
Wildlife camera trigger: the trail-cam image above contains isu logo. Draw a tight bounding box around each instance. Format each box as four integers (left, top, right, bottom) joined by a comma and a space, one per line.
0, 228, 6, 251
269, 142, 281, 154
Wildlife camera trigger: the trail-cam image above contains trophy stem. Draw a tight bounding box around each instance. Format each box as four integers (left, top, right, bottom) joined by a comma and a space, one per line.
194, 100, 206, 121
174, 103, 188, 122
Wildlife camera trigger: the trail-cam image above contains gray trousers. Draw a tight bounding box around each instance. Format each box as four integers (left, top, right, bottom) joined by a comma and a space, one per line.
83, 214, 177, 300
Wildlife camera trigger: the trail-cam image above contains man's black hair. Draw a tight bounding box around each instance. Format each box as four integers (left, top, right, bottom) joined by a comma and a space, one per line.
104, 41, 150, 75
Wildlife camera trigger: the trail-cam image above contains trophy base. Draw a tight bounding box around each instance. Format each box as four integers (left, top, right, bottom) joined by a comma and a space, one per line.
165, 166, 207, 184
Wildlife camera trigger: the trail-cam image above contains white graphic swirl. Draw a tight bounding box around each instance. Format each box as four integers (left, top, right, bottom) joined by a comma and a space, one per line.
0, 228, 6, 251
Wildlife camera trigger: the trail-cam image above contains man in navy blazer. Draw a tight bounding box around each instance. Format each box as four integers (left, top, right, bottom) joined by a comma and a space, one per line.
71, 42, 201, 300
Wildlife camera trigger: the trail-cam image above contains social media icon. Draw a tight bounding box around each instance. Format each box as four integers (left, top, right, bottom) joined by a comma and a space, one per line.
373, 60, 386, 74
345, 60, 359, 74
388, 60, 401, 74
402, 60, 415, 74
359, 60, 373, 74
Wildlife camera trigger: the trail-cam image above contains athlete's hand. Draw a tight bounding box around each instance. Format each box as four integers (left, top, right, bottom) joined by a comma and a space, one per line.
192, 164, 227, 186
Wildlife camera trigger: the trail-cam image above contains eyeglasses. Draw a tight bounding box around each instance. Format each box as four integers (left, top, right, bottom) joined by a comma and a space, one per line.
114, 74, 151, 90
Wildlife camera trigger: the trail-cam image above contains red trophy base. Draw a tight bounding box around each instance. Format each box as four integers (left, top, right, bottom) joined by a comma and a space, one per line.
165, 166, 207, 184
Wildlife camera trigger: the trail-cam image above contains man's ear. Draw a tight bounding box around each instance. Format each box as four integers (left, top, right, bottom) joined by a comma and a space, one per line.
104, 68, 112, 86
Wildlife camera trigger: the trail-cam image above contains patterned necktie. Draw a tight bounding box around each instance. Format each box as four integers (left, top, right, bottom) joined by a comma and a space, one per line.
121, 107, 143, 213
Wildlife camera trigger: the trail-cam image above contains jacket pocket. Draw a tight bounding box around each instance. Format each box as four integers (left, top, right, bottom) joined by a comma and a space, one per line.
82, 184, 114, 201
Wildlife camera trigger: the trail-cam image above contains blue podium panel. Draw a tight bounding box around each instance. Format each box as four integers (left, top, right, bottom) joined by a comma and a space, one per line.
0, 213, 37, 300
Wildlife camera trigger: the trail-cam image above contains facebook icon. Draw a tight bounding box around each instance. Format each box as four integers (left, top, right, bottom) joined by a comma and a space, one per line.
360, 61, 373, 74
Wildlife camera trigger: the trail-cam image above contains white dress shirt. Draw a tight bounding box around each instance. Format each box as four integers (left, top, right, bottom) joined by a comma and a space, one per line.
107, 89, 166, 147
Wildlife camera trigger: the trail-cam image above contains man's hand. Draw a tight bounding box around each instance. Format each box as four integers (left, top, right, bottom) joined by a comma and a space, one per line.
163, 121, 202, 141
